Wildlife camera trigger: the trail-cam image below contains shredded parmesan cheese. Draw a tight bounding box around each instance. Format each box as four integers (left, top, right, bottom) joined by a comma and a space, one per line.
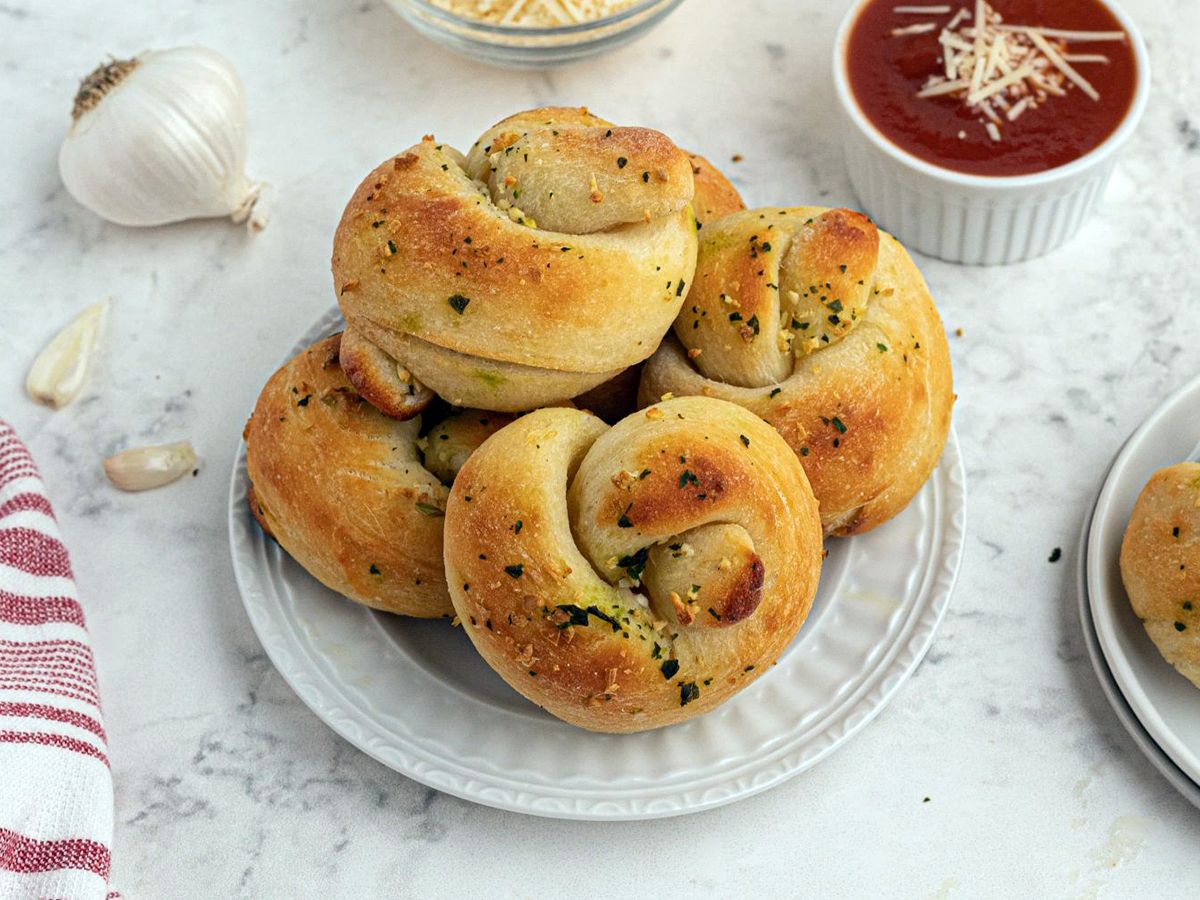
995, 25, 1126, 41
892, 23, 938, 36
430, 0, 640, 26
1005, 97, 1030, 120
1026, 27, 1101, 101
892, 1, 1127, 140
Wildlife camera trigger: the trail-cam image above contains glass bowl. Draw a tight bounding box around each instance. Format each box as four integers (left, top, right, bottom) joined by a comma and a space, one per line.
385, 0, 686, 68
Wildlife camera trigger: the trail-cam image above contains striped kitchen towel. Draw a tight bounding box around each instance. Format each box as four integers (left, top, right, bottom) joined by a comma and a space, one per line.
0, 420, 117, 899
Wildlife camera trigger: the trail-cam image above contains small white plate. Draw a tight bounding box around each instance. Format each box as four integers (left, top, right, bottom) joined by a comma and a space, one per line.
228, 310, 966, 820
1087, 373, 1200, 786
1077, 468, 1200, 809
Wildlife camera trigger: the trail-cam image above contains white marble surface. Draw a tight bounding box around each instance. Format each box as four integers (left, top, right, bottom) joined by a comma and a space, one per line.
2, 0, 1199, 896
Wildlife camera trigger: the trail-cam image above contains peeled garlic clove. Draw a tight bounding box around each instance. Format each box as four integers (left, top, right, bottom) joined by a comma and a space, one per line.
59, 48, 268, 231
26, 300, 109, 409
104, 441, 197, 492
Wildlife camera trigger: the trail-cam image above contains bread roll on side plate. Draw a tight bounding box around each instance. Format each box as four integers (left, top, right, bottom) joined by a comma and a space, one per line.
1120, 462, 1200, 688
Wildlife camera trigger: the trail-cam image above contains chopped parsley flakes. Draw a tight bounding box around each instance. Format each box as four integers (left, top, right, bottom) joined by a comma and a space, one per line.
617, 547, 649, 583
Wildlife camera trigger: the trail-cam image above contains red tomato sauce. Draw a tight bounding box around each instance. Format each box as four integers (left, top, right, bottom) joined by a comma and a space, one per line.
845, 0, 1138, 177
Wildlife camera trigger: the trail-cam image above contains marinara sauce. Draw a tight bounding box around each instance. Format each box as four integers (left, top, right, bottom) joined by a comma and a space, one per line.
845, 0, 1138, 177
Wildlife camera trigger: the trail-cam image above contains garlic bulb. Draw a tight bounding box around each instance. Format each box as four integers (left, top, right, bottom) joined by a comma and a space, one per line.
104, 441, 198, 492
26, 299, 109, 409
59, 48, 269, 231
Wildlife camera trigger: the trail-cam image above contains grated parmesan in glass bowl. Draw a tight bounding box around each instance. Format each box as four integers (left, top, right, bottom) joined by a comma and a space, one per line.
386, 0, 687, 67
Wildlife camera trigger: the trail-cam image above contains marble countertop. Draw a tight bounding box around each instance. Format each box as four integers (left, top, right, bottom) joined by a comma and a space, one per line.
3, 0, 1199, 895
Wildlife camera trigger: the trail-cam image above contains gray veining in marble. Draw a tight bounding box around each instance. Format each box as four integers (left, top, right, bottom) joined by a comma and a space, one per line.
1, 0, 1199, 896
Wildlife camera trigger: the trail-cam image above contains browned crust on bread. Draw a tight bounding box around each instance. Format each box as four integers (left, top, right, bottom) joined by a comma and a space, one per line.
246, 483, 273, 540
1120, 463, 1200, 688
331, 108, 698, 411
443, 399, 823, 733
244, 334, 451, 617
720, 555, 764, 625
338, 327, 434, 420
688, 153, 746, 224
639, 206, 954, 536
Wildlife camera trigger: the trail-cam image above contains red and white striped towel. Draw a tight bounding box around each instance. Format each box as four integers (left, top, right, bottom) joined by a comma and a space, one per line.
0, 420, 117, 899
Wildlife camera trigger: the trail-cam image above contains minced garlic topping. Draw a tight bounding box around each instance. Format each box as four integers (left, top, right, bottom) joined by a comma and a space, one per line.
892, 1, 1127, 141
430, 0, 642, 27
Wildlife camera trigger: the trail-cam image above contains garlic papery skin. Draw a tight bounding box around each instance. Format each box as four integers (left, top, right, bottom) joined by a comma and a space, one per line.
26, 299, 109, 409
59, 48, 269, 231
104, 441, 198, 492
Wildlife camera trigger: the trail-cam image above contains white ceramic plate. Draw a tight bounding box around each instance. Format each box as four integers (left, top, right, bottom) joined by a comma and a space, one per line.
1087, 373, 1200, 786
1077, 465, 1200, 809
228, 309, 966, 820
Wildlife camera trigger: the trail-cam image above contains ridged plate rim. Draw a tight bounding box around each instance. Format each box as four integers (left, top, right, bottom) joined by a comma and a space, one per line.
227, 309, 967, 820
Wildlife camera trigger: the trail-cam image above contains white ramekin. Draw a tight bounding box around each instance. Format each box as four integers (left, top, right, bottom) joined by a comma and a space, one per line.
832, 0, 1150, 266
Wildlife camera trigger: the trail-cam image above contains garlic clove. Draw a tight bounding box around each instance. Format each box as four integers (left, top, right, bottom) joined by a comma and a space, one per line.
26, 299, 109, 409
104, 441, 198, 492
